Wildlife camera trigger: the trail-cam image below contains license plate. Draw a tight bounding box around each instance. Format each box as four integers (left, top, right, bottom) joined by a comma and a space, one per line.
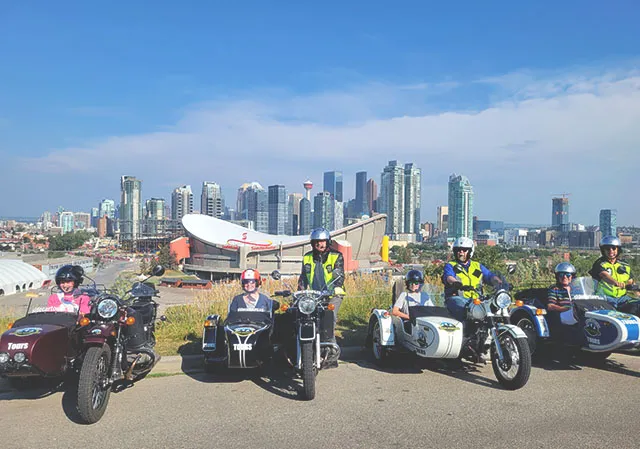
233, 343, 253, 351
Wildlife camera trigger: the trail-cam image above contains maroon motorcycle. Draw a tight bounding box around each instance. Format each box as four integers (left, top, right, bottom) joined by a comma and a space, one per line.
0, 265, 165, 424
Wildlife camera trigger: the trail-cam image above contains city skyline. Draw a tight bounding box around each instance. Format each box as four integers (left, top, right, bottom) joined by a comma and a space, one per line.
2, 3, 639, 224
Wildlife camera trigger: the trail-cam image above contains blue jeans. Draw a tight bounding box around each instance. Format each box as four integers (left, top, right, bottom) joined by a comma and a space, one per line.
445, 296, 469, 322
602, 294, 634, 308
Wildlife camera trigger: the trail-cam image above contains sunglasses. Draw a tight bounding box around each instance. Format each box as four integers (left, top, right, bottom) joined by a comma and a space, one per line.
242, 280, 256, 284
408, 282, 422, 285
603, 246, 618, 251
558, 273, 573, 278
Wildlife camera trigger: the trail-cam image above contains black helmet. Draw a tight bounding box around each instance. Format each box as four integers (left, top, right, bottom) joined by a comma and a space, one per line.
405, 269, 424, 288
55, 265, 84, 288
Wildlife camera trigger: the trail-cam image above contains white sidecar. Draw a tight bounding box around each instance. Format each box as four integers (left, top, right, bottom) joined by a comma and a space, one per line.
368, 305, 464, 364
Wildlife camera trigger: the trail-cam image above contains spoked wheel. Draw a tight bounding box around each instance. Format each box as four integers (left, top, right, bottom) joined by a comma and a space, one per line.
516, 317, 537, 355
77, 345, 112, 424
371, 321, 389, 366
491, 332, 531, 390
300, 341, 316, 400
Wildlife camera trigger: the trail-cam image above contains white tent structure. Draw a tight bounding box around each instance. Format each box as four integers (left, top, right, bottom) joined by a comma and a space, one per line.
0, 260, 48, 297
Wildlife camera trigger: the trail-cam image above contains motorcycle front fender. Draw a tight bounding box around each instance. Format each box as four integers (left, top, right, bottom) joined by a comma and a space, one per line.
496, 323, 528, 339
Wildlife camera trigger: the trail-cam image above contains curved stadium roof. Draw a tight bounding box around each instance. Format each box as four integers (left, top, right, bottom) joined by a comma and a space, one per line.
0, 260, 47, 296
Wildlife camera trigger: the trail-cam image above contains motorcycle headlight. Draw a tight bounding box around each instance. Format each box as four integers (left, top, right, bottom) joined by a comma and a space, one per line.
0, 352, 9, 364
13, 352, 26, 363
97, 299, 119, 319
495, 292, 512, 309
298, 298, 317, 315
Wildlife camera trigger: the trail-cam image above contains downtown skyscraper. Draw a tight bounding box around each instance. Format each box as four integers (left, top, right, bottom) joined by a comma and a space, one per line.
171, 185, 193, 221
599, 209, 617, 237
552, 196, 569, 232
448, 173, 474, 239
404, 163, 421, 238
268, 185, 288, 235
323, 171, 343, 202
355, 171, 368, 216
379, 161, 405, 236
201, 181, 223, 219
237, 182, 268, 232
120, 175, 142, 240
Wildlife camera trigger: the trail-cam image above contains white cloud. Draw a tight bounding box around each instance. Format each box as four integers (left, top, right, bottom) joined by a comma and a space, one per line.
15, 65, 640, 224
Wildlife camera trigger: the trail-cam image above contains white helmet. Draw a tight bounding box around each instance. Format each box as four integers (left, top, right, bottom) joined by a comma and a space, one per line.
452, 237, 474, 258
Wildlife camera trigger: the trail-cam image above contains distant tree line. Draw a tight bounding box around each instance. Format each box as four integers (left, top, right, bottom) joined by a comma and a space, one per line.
48, 231, 94, 251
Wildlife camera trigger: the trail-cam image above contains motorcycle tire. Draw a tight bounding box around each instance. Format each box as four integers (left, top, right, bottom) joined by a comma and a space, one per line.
515, 317, 537, 355
300, 341, 316, 400
491, 332, 531, 391
371, 321, 389, 366
77, 345, 112, 424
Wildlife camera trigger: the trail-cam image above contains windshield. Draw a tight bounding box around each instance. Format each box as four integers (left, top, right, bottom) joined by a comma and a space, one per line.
25, 287, 96, 316
569, 277, 603, 301
421, 283, 445, 307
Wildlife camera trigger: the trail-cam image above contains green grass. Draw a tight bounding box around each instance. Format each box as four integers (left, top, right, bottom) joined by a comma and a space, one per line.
155, 274, 391, 355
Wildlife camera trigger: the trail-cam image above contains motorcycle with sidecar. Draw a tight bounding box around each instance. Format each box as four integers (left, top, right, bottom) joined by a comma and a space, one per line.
509, 276, 640, 359
0, 265, 166, 424
367, 272, 532, 390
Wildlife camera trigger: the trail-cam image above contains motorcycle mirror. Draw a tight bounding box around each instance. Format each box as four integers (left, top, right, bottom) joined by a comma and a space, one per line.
159, 315, 168, 322
271, 270, 281, 280
152, 265, 165, 277
272, 300, 281, 312
507, 264, 517, 275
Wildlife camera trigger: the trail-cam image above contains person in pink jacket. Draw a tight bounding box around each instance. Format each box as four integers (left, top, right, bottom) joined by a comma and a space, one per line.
47, 265, 91, 314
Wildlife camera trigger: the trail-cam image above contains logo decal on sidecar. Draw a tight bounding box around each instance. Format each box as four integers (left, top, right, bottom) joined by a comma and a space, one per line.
604, 310, 632, 320
584, 319, 601, 337
439, 322, 458, 332
10, 327, 42, 337
233, 327, 254, 336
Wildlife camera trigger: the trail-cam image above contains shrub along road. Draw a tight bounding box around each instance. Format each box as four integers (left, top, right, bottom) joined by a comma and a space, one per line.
1, 350, 639, 449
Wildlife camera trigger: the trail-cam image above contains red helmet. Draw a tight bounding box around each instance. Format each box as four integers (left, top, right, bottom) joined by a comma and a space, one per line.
241, 269, 261, 287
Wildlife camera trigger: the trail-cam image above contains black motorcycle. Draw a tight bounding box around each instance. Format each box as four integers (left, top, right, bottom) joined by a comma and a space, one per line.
75, 264, 165, 423
277, 270, 344, 401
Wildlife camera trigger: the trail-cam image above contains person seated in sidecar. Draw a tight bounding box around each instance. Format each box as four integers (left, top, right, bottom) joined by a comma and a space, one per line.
229, 269, 274, 313
546, 262, 582, 345
392, 270, 434, 334
47, 264, 91, 314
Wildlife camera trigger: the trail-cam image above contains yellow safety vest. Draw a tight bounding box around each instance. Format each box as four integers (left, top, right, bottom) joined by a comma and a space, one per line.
303, 251, 343, 292
596, 259, 631, 298
449, 260, 483, 299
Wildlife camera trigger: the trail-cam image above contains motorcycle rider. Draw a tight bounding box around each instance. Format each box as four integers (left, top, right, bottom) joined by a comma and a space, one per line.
297, 227, 346, 331
230, 269, 274, 312
442, 237, 502, 322
47, 264, 91, 314
589, 236, 637, 314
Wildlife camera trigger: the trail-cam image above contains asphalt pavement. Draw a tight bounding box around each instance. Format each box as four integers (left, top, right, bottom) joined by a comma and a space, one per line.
1, 349, 639, 449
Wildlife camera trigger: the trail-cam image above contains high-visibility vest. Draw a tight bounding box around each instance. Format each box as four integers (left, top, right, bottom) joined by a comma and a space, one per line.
303, 251, 343, 292
596, 259, 631, 298
449, 260, 483, 299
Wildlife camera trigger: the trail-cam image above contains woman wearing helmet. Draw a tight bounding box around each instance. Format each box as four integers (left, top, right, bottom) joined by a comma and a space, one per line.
589, 236, 635, 309
229, 269, 274, 312
46, 264, 91, 314
392, 269, 434, 321
442, 237, 502, 321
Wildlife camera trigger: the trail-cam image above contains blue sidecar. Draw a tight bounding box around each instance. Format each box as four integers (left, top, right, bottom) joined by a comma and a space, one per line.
509, 277, 640, 359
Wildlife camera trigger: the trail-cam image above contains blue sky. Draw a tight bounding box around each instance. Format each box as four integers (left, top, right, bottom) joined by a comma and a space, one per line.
1, 1, 639, 225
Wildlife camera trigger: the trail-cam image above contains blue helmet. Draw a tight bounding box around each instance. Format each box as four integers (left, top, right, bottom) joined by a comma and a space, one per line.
405, 269, 424, 288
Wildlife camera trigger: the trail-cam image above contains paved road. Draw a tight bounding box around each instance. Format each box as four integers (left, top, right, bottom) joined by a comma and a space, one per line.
0, 261, 199, 315
1, 350, 639, 449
